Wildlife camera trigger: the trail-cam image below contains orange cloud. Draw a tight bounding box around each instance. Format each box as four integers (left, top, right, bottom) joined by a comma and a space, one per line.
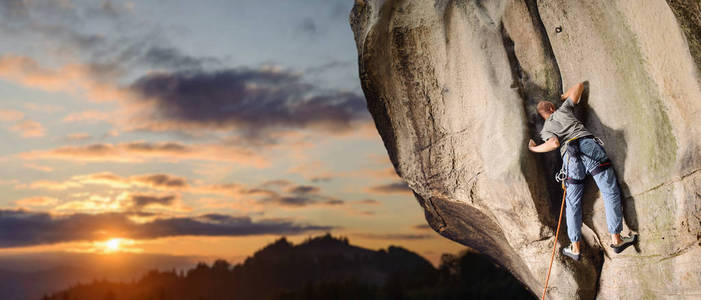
15, 179, 82, 191
65, 133, 91, 141
9, 119, 45, 138
0, 109, 24, 122
20, 172, 189, 191
50, 191, 188, 215
53, 194, 123, 214
23, 103, 64, 113
23, 163, 54, 172
0, 55, 129, 102
18, 141, 269, 166
15, 196, 60, 207
353, 198, 382, 205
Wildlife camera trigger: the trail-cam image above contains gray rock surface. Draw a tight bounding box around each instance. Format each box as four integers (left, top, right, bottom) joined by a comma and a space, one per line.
349, 0, 701, 298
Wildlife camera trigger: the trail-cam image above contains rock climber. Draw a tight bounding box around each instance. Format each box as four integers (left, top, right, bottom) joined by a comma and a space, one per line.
527, 81, 636, 261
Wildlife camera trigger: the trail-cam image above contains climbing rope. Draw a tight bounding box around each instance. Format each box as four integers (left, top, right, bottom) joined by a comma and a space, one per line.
541, 182, 567, 300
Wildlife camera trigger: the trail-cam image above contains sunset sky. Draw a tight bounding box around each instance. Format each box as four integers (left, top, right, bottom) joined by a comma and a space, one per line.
0, 0, 463, 268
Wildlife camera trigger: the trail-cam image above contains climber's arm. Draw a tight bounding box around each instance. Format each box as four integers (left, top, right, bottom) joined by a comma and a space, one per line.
560, 82, 584, 104
528, 137, 560, 153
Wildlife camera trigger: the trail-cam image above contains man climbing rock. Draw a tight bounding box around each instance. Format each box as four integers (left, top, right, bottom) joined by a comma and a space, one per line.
527, 81, 636, 261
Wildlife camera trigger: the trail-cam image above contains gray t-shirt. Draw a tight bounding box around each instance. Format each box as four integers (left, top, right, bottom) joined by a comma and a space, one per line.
540, 97, 593, 156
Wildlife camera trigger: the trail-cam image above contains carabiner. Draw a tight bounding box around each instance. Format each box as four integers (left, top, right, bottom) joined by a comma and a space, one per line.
556, 170, 568, 182
594, 136, 604, 146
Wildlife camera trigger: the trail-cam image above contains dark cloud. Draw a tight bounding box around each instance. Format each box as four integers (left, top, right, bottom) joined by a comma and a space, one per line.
367, 181, 412, 194
258, 190, 343, 208
132, 174, 188, 188
128, 67, 369, 139
310, 176, 333, 183
140, 46, 220, 70
285, 185, 320, 195
128, 194, 176, 209
0, 209, 333, 247
303, 60, 354, 75
0, 0, 215, 78
355, 198, 381, 205
124, 141, 190, 153
296, 17, 317, 35
271, 196, 315, 207
412, 224, 431, 231
0, 0, 29, 20
322, 199, 344, 205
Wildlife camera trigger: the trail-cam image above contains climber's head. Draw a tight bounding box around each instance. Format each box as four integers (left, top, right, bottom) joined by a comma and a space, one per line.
537, 101, 556, 119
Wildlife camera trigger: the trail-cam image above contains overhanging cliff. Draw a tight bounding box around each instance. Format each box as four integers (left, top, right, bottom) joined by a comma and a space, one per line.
349, 0, 701, 298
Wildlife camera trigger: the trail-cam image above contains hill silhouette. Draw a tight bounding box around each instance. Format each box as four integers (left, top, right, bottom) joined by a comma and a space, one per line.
43, 233, 535, 300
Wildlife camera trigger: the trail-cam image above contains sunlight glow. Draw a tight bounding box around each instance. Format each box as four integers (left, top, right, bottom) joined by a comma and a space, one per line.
77, 237, 142, 254
105, 238, 122, 252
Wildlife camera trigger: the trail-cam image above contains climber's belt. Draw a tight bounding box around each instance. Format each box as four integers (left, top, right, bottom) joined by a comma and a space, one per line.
590, 158, 612, 176
565, 177, 584, 185
559, 135, 612, 182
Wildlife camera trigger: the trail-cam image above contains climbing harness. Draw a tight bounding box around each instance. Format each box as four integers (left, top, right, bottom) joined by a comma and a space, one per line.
542, 181, 567, 300
543, 135, 610, 300
555, 135, 611, 184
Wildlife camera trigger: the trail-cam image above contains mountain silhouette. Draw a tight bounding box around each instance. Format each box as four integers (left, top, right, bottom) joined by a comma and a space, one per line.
43, 233, 535, 299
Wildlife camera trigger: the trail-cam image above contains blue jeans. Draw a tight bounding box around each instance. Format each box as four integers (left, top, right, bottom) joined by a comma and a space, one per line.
564, 138, 623, 242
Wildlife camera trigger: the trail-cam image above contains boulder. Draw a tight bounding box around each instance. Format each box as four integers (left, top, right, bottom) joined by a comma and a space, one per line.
349, 0, 701, 298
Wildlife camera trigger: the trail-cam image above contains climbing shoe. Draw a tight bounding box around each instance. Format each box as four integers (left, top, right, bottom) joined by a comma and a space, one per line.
610, 234, 637, 254
561, 244, 580, 261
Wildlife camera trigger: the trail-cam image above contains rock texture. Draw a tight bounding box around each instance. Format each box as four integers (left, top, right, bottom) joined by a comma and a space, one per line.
350, 0, 701, 298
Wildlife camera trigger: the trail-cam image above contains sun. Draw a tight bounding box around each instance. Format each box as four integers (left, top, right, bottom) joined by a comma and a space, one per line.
105, 238, 123, 252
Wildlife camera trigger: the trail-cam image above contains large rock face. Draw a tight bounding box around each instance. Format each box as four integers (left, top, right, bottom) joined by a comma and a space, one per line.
349, 0, 701, 298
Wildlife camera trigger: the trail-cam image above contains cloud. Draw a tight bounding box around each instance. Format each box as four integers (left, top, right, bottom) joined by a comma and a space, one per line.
190, 181, 345, 208
0, 9, 372, 163
0, 0, 29, 20
139, 46, 219, 70
354, 198, 381, 205
0, 109, 24, 122
19, 172, 189, 191
0, 209, 334, 247
296, 17, 317, 36
18, 179, 81, 191
0, 55, 127, 102
412, 224, 432, 231
9, 119, 45, 137
131, 174, 187, 189
286, 160, 334, 182
65, 132, 91, 141
258, 192, 344, 207
350, 232, 434, 240
22, 163, 53, 172
366, 181, 412, 195
260, 195, 316, 207
322, 199, 344, 205
285, 185, 320, 195
310, 176, 333, 183
127, 193, 176, 209
18, 141, 268, 166
188, 179, 343, 209
303, 60, 354, 75
15, 196, 59, 207
53, 194, 123, 213
126, 67, 370, 140
61, 110, 111, 123
23, 103, 64, 113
